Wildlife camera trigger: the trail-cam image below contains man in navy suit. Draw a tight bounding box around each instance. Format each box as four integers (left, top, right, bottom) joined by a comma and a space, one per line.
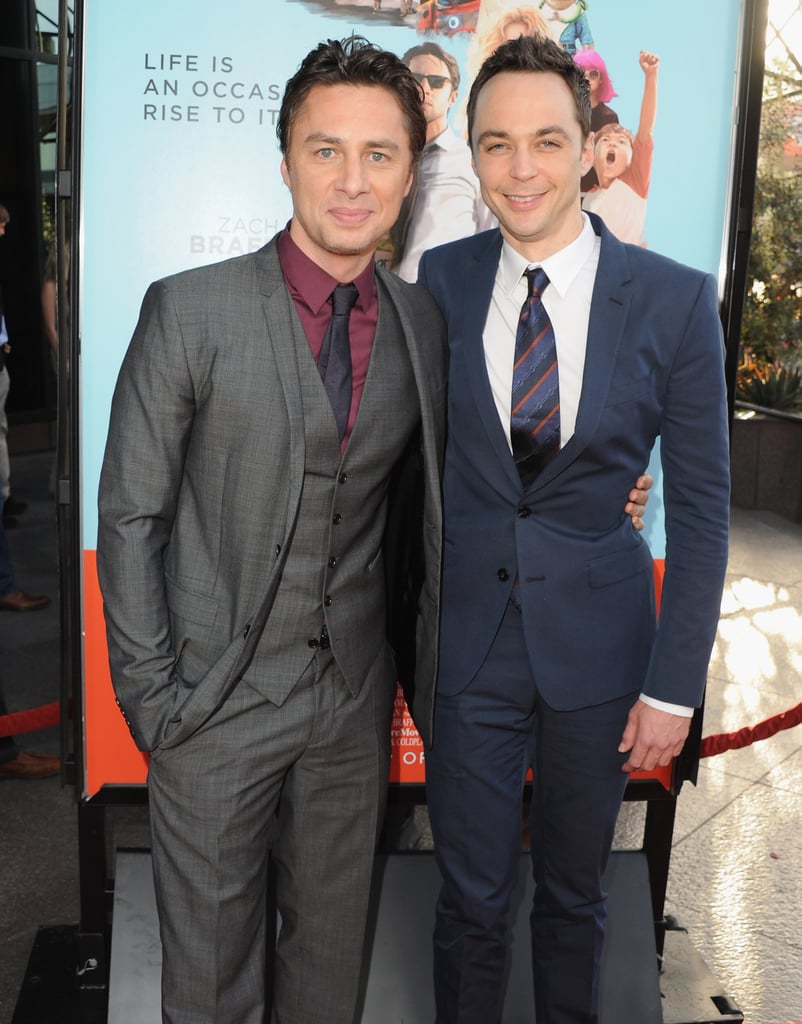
419, 36, 730, 1023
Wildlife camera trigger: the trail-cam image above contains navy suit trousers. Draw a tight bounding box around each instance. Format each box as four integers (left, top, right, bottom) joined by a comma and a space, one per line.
426, 599, 636, 1024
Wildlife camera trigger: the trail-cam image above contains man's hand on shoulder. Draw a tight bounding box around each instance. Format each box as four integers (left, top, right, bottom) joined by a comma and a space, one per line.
625, 473, 653, 531
618, 699, 691, 773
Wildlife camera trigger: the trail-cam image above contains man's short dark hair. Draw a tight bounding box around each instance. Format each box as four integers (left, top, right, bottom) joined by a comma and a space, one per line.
466, 35, 591, 148
278, 36, 427, 164
401, 41, 461, 93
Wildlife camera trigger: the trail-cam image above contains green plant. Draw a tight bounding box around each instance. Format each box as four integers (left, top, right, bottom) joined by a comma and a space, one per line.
740, 36, 802, 367
736, 356, 802, 411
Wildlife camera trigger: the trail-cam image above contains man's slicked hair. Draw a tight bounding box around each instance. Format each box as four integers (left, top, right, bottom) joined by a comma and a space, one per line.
278, 36, 427, 164
466, 34, 591, 148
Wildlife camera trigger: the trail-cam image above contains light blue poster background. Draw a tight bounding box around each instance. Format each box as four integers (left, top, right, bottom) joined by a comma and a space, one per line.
80, 0, 741, 553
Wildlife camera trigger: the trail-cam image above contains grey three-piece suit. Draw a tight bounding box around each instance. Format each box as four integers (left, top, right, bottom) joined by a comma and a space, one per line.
97, 237, 446, 1023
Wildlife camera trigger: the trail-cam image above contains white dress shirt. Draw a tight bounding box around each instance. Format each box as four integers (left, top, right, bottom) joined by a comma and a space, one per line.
482, 214, 691, 719
396, 126, 495, 284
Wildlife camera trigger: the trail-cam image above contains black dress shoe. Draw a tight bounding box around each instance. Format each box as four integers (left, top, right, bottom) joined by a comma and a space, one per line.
3, 494, 27, 516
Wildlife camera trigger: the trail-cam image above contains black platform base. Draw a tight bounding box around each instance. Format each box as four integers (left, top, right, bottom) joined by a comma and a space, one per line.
12, 925, 106, 1024
12, 851, 743, 1023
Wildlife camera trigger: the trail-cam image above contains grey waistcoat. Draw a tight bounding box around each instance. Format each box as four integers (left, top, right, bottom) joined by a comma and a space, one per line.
244, 285, 418, 704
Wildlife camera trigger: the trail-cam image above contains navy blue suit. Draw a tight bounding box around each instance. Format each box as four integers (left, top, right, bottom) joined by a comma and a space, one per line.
420, 214, 730, 1023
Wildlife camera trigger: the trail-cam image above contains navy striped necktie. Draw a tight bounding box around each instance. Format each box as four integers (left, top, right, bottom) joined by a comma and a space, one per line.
511, 267, 560, 485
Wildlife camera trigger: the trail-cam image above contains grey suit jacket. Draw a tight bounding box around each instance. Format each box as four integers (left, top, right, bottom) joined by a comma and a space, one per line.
97, 238, 446, 752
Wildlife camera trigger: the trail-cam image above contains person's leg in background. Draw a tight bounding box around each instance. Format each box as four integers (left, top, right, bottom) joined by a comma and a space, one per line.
0, 493, 50, 613
0, 365, 10, 506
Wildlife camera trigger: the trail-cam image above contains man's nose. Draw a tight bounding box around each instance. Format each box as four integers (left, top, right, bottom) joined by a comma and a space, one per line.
510, 147, 538, 179
337, 153, 369, 196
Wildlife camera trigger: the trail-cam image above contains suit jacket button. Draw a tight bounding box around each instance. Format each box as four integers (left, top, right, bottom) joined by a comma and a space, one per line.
332, 513, 342, 525
497, 568, 510, 581
328, 557, 337, 568
308, 637, 320, 649
275, 544, 282, 556
338, 473, 348, 484
324, 596, 332, 607
517, 506, 531, 518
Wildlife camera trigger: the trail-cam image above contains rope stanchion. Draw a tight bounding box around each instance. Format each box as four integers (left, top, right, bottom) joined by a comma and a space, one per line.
0, 701, 61, 738
700, 702, 802, 758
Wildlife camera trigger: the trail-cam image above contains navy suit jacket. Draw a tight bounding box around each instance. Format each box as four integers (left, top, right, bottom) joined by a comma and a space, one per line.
419, 214, 729, 713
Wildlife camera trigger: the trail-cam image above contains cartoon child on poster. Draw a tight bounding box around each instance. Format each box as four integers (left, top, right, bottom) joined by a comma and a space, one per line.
538, 0, 594, 54
582, 50, 660, 246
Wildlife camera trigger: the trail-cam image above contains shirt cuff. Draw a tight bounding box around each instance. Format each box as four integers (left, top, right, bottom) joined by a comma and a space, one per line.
639, 694, 694, 718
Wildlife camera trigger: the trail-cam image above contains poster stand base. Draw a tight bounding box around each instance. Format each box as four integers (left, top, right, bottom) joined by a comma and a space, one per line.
12, 850, 743, 1023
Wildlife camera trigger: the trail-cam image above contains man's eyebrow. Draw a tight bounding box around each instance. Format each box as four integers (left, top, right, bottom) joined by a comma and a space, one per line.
475, 125, 573, 146
475, 129, 511, 146
302, 131, 402, 151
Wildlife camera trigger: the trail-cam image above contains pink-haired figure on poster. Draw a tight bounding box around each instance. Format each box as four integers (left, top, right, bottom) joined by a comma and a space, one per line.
574, 48, 619, 192
583, 50, 660, 246
574, 48, 618, 131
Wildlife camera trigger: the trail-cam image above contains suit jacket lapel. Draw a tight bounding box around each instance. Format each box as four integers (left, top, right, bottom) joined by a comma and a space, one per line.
375, 264, 443, 495
460, 233, 522, 491
256, 240, 307, 518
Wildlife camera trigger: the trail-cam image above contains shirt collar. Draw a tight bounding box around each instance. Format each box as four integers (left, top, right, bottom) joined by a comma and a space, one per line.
427, 125, 467, 155
277, 222, 375, 314
498, 213, 596, 300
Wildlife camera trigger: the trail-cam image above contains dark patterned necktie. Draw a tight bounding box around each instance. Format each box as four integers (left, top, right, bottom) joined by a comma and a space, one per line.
318, 282, 358, 441
511, 267, 560, 485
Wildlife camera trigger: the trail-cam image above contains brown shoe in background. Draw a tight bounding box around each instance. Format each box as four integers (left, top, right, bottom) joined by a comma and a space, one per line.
0, 591, 51, 612
0, 751, 61, 779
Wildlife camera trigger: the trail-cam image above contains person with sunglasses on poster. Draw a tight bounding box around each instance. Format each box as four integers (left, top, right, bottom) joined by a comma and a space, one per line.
392, 41, 494, 283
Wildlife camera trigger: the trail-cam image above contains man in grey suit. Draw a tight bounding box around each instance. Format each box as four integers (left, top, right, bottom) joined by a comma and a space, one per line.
97, 37, 446, 1024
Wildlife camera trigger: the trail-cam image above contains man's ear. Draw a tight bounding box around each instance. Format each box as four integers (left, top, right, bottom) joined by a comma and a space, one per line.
580, 131, 595, 176
280, 157, 291, 189
403, 166, 414, 199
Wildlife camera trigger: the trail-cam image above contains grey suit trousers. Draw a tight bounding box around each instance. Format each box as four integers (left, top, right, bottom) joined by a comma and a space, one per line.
148, 651, 394, 1024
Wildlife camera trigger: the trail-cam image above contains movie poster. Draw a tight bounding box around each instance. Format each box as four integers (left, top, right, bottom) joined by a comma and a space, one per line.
79, 0, 741, 795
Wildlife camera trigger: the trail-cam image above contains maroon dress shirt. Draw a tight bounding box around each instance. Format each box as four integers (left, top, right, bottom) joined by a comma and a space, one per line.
277, 226, 379, 451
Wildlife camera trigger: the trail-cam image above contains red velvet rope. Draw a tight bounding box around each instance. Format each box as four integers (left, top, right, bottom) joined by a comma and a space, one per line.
1, 700, 800, 757
699, 702, 802, 758
0, 701, 60, 738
